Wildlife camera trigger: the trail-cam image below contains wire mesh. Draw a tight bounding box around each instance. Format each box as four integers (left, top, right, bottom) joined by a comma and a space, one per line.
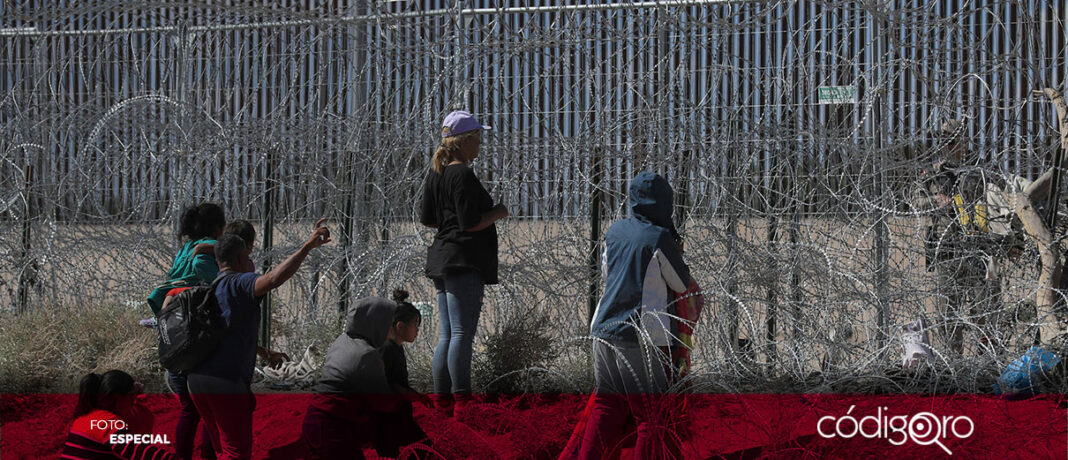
2, 0, 1068, 391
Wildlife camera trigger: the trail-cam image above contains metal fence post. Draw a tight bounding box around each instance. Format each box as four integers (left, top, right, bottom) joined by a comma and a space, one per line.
338, 147, 356, 315
766, 180, 779, 367
789, 153, 803, 342
872, 7, 891, 350
336, 2, 368, 317
16, 153, 35, 314
259, 144, 277, 349
587, 147, 604, 324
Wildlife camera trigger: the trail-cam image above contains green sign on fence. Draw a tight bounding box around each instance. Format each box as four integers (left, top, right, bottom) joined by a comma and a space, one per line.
818, 86, 856, 104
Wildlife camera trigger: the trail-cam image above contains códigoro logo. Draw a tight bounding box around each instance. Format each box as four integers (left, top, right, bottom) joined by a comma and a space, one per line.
817, 405, 974, 455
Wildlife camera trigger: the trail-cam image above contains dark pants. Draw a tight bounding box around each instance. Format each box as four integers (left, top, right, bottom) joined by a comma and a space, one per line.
187, 373, 256, 460
374, 399, 428, 457
302, 405, 367, 460
934, 254, 1003, 354
168, 371, 216, 460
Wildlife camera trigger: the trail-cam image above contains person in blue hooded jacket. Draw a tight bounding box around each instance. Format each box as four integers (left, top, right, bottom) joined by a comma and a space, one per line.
576, 171, 691, 460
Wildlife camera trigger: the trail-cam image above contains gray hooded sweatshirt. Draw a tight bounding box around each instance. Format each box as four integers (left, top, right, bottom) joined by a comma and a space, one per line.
311, 296, 397, 415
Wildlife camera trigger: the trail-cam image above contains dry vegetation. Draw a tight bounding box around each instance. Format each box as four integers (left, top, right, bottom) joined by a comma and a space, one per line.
0, 305, 157, 393
1, 216, 1066, 395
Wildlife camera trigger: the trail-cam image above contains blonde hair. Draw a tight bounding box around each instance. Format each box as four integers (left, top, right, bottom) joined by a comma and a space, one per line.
432, 130, 479, 174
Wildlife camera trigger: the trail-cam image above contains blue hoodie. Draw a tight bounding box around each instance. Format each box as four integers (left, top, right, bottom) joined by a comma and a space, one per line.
590, 172, 691, 343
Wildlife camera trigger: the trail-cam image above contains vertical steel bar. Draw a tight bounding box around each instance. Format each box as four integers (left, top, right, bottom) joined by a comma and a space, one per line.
873, 5, 890, 350
588, 147, 604, 324
260, 144, 276, 349
17, 153, 34, 313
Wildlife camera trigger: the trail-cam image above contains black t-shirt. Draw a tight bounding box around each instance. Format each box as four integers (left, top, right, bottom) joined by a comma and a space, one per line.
420, 163, 499, 284
380, 341, 409, 388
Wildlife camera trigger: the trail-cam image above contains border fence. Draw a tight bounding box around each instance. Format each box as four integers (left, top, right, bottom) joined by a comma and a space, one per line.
3, 1, 1068, 390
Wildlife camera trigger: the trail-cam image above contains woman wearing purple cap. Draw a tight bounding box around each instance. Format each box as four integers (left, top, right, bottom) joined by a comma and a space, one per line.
419, 110, 508, 414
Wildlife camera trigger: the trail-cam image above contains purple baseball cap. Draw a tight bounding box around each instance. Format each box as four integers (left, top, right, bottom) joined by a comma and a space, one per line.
441, 110, 492, 138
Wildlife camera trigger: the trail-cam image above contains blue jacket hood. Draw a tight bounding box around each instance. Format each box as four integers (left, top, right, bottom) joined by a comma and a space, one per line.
591, 172, 691, 343
629, 172, 679, 239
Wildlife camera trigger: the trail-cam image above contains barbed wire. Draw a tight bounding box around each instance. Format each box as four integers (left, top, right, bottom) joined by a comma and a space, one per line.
1, 0, 1067, 392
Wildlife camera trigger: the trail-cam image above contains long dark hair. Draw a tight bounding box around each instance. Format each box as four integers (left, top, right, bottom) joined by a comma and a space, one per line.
392, 289, 421, 325
179, 202, 226, 241
74, 370, 137, 417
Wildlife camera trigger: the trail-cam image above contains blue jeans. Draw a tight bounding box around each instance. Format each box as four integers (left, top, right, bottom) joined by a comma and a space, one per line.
432, 271, 485, 395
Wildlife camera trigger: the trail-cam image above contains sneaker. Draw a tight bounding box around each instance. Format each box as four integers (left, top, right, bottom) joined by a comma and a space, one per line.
139, 317, 157, 328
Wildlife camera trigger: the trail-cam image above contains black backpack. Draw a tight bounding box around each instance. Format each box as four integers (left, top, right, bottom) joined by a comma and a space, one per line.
157, 275, 231, 372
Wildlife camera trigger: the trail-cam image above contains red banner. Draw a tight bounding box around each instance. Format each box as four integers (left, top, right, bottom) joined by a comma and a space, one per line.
3, 393, 1065, 458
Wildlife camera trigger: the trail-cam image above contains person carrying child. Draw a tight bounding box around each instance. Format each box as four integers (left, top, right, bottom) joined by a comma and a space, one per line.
187, 219, 330, 460
161, 219, 287, 460
145, 203, 226, 322
146, 203, 225, 460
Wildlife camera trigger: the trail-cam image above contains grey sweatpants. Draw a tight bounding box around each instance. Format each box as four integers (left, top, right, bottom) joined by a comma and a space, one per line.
593, 338, 669, 395
576, 339, 672, 459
